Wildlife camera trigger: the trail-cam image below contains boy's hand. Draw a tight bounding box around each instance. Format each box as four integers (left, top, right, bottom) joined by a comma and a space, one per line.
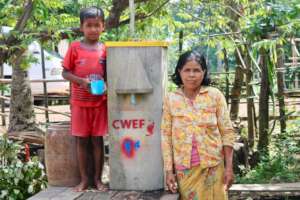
79, 78, 90, 89
103, 82, 107, 94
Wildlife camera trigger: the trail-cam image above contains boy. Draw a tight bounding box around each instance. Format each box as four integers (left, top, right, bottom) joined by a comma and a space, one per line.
62, 7, 108, 192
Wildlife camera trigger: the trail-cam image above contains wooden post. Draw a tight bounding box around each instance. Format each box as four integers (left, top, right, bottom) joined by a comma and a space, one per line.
179, 30, 183, 54
277, 44, 286, 133
245, 46, 256, 148
40, 45, 49, 123
223, 49, 230, 104
230, 49, 244, 120
258, 44, 269, 154
0, 63, 5, 126
291, 38, 299, 89
129, 0, 135, 38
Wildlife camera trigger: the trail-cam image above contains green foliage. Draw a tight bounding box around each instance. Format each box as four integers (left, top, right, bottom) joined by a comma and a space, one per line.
242, 0, 300, 40
210, 72, 235, 93
237, 119, 300, 184
0, 84, 10, 94
238, 155, 300, 183
0, 136, 47, 200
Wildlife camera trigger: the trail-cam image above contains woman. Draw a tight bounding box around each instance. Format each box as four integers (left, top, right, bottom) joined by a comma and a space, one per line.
161, 50, 235, 200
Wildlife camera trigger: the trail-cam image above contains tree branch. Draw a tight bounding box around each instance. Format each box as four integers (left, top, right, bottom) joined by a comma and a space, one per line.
14, 0, 33, 32
105, 0, 155, 29
2, 0, 166, 43
118, 0, 170, 26
1, 0, 34, 63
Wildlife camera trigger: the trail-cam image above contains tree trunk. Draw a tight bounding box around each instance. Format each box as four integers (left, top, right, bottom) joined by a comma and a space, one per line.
230, 51, 244, 120
245, 51, 256, 148
224, 0, 245, 121
8, 62, 36, 132
0, 0, 36, 132
276, 44, 286, 133
258, 47, 269, 154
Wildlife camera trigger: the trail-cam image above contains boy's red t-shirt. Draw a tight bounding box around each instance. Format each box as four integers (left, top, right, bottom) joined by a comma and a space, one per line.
63, 41, 107, 107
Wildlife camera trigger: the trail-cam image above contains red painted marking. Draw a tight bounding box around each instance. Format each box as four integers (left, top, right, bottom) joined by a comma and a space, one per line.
139, 119, 145, 129
121, 137, 135, 158
120, 119, 131, 129
146, 121, 155, 136
112, 119, 145, 129
112, 120, 119, 129
132, 119, 138, 129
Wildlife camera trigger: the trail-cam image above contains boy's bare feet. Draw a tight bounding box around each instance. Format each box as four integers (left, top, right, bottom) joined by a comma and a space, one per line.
73, 180, 89, 192
95, 180, 108, 192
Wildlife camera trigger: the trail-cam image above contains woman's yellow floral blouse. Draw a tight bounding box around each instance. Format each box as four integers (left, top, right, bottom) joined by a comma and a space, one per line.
161, 86, 235, 171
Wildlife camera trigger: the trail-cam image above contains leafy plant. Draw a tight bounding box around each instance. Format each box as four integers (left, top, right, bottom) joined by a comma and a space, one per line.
0, 136, 47, 200
236, 119, 300, 184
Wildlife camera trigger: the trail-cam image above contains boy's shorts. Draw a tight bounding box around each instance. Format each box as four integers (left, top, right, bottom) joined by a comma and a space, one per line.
71, 102, 108, 137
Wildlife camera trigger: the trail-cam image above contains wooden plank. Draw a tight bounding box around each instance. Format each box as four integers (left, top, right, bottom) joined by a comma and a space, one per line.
289, 57, 300, 60
230, 183, 300, 192
160, 194, 179, 200
50, 187, 84, 200
79, 190, 167, 200
8, 131, 44, 145
28, 187, 83, 200
0, 95, 70, 117
0, 112, 8, 117
29, 183, 300, 200
210, 71, 236, 75
77, 191, 110, 200
284, 63, 300, 66
0, 79, 67, 84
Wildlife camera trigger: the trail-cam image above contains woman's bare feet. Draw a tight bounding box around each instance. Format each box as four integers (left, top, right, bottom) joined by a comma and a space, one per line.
73, 180, 89, 192
95, 180, 108, 192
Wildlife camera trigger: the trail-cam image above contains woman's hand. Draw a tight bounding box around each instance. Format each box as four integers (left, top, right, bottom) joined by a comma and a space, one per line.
223, 167, 234, 191
166, 171, 178, 193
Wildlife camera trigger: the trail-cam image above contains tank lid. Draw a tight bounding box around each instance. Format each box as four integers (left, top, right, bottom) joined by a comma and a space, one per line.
105, 41, 168, 47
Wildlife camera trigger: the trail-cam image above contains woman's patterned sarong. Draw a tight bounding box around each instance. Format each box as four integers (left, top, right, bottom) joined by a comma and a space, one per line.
176, 163, 228, 200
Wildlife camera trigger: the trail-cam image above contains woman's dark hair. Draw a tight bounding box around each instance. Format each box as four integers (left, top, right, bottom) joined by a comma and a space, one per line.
171, 50, 211, 87
80, 7, 105, 24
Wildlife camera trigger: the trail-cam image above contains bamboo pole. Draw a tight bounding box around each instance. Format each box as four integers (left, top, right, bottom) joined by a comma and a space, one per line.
129, 0, 135, 38
41, 46, 49, 123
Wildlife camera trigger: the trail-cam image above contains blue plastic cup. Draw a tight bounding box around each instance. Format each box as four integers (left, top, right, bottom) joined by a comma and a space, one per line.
90, 79, 105, 95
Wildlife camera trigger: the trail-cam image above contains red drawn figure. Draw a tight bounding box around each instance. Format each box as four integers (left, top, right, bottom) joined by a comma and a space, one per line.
146, 121, 155, 136
121, 137, 141, 158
